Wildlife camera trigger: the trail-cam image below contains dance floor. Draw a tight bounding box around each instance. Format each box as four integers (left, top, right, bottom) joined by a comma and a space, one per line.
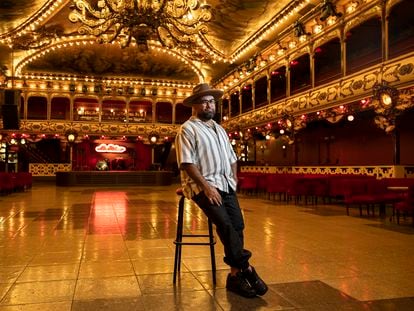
1, 182, 414, 310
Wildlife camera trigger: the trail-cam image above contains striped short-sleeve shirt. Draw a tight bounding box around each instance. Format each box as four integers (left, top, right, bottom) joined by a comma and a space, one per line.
175, 116, 238, 199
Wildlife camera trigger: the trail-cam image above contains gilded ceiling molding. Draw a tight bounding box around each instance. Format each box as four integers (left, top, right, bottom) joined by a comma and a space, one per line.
386, 0, 404, 15
73, 94, 99, 101
26, 91, 49, 99
270, 59, 288, 72
50, 93, 71, 100
313, 29, 341, 51
343, 5, 382, 35
289, 44, 312, 62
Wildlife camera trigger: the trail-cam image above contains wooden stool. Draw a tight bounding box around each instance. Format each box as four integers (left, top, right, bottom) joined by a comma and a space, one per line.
173, 189, 216, 284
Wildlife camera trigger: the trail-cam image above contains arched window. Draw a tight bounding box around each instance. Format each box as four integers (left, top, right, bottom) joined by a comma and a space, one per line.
230, 91, 240, 117
254, 76, 268, 108
51, 97, 70, 120
175, 103, 192, 124
102, 100, 126, 122
290, 54, 311, 95
388, 0, 414, 59
221, 98, 230, 120
27, 96, 47, 120
314, 38, 341, 86
270, 66, 287, 102
241, 84, 253, 113
129, 101, 152, 123
346, 17, 382, 74
156, 102, 172, 123
73, 98, 99, 121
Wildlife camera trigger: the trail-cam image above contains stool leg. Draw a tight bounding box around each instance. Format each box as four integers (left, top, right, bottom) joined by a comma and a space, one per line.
208, 219, 217, 285
173, 196, 185, 284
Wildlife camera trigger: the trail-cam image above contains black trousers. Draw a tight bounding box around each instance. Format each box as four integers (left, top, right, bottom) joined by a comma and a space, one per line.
192, 188, 251, 270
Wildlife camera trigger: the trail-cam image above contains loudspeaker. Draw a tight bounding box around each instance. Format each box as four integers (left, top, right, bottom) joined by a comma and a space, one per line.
4, 89, 21, 106
1, 105, 20, 129
1, 89, 21, 129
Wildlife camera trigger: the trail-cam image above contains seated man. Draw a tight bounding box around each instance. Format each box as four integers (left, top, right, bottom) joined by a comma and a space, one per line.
175, 83, 268, 298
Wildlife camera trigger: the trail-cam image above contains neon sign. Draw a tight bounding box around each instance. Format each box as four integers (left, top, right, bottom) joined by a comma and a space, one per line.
95, 143, 126, 153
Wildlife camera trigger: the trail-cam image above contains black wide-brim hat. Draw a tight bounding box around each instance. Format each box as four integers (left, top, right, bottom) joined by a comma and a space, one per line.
183, 83, 224, 107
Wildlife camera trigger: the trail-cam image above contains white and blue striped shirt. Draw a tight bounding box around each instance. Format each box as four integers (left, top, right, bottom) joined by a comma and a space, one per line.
175, 116, 238, 199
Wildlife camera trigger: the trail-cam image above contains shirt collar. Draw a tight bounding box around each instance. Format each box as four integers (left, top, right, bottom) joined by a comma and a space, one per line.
190, 116, 216, 128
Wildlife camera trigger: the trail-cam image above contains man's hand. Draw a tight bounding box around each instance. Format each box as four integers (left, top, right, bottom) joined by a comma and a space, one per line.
203, 185, 222, 206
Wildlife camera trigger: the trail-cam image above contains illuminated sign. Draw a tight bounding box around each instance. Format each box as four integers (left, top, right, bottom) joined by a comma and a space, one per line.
95, 143, 126, 153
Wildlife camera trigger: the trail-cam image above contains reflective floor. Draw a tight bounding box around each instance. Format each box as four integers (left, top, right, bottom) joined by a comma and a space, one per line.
1, 182, 414, 310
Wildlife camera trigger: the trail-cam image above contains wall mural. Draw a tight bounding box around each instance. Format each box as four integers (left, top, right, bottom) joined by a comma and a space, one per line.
0, 0, 46, 33
207, 0, 290, 53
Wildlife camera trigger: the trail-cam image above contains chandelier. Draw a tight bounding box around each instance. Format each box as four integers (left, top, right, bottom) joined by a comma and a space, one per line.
69, 0, 212, 51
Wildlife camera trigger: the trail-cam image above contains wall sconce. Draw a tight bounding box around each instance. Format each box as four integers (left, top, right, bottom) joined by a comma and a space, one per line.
66, 131, 78, 144
288, 41, 297, 49
346, 1, 358, 14
320, 0, 342, 22
313, 23, 323, 34
373, 82, 399, 109
149, 133, 158, 144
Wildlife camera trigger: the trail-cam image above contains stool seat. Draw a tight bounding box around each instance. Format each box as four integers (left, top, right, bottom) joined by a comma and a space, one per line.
173, 189, 216, 285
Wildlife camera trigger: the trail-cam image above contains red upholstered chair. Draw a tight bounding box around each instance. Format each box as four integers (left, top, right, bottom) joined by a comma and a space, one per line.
287, 174, 311, 205
394, 186, 414, 226
266, 174, 291, 201
238, 174, 258, 195
343, 178, 376, 216
256, 173, 268, 196
0, 172, 14, 195
307, 176, 330, 205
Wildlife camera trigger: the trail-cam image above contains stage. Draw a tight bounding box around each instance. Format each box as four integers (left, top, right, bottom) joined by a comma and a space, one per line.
55, 170, 174, 186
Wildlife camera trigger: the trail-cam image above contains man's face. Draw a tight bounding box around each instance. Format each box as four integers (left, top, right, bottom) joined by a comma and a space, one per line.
194, 95, 216, 121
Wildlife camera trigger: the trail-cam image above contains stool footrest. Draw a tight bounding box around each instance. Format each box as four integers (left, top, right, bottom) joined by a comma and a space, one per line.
174, 241, 216, 246
181, 234, 213, 237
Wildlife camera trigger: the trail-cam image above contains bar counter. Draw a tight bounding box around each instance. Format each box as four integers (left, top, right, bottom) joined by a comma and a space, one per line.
56, 170, 173, 186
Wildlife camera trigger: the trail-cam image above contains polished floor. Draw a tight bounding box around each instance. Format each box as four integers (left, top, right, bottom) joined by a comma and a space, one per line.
1, 181, 414, 310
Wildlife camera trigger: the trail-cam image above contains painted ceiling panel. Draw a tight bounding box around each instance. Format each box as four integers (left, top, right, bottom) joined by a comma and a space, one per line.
0, 0, 48, 34
27, 44, 198, 81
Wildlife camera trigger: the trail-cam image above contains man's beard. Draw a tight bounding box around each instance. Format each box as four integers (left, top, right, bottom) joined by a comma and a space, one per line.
198, 110, 215, 120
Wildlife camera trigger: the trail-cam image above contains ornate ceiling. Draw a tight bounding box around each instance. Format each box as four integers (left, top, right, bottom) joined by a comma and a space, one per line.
0, 0, 321, 85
